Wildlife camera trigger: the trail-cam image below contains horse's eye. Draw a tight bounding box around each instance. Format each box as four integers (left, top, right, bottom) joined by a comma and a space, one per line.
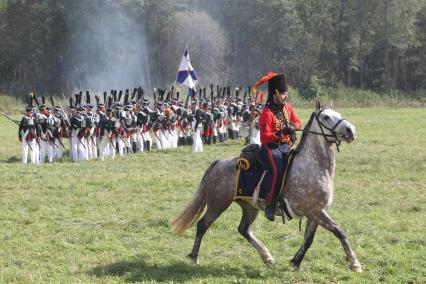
323, 115, 330, 120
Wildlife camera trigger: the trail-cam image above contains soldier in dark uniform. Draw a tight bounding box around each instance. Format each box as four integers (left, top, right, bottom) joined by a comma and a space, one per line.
52, 106, 65, 160
95, 103, 106, 158
38, 105, 56, 163
19, 106, 40, 164
69, 106, 85, 161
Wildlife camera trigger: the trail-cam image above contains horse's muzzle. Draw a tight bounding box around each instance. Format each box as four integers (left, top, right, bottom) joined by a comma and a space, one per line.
341, 126, 356, 143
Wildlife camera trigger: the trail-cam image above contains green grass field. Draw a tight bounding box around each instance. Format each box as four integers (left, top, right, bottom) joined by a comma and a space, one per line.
0, 108, 425, 283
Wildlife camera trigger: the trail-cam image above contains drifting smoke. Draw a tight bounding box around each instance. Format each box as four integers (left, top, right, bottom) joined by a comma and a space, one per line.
65, 1, 149, 92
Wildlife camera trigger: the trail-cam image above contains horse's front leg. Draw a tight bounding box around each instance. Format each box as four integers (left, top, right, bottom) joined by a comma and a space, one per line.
314, 210, 362, 272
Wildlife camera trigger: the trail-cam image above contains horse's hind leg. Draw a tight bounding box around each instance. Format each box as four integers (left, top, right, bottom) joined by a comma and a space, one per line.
315, 210, 362, 272
187, 204, 230, 264
290, 218, 318, 269
236, 201, 274, 265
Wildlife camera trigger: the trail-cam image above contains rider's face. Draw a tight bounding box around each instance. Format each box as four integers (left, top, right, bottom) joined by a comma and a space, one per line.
280, 91, 288, 103
273, 91, 288, 106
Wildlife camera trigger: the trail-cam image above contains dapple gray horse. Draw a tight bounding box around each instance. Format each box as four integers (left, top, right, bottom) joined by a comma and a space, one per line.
171, 102, 362, 272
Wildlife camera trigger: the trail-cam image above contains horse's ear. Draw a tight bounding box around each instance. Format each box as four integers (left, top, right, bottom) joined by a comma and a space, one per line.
315, 100, 321, 112
326, 100, 334, 109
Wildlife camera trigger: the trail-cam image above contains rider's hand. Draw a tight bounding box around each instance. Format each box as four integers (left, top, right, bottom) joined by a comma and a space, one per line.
282, 126, 295, 135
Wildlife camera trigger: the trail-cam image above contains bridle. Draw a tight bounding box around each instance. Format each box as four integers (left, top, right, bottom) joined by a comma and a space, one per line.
296, 109, 346, 151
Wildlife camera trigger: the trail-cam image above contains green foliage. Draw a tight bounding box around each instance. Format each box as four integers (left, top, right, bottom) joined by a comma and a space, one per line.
0, 108, 425, 283
0, 94, 24, 114
299, 75, 329, 100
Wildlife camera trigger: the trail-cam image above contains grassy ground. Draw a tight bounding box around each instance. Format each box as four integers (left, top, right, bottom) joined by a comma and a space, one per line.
0, 108, 425, 283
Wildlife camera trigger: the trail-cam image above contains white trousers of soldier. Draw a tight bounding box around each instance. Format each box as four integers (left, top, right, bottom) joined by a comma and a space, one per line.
80, 137, 89, 161
70, 135, 78, 161
21, 139, 39, 164
143, 131, 152, 151
89, 136, 97, 159
192, 129, 203, 153
250, 122, 261, 145
130, 132, 137, 153
135, 129, 144, 152
116, 137, 124, 156
99, 135, 110, 160
170, 129, 178, 148
159, 130, 169, 149
71, 135, 85, 162
85, 136, 96, 160
87, 128, 97, 160
69, 136, 74, 160
53, 138, 62, 160
40, 140, 53, 163
154, 130, 162, 150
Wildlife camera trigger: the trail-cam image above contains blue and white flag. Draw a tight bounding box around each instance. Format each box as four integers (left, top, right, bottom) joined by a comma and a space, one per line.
176, 47, 198, 89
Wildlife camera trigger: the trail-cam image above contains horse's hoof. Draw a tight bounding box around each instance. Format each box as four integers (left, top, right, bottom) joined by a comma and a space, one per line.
264, 257, 275, 266
349, 264, 363, 273
290, 260, 300, 270
186, 254, 199, 265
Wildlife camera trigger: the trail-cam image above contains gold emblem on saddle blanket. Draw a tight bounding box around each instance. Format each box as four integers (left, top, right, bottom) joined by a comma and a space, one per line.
236, 157, 250, 171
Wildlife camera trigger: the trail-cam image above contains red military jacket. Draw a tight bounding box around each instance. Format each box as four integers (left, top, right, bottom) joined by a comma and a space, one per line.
259, 103, 302, 145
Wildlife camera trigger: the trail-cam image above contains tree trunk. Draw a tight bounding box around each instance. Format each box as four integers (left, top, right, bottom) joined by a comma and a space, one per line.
383, 0, 392, 91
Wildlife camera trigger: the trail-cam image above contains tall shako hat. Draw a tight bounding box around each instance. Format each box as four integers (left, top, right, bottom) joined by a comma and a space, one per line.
268, 74, 287, 97
252, 72, 288, 100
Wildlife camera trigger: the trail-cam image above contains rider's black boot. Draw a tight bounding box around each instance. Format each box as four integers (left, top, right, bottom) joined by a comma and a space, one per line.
264, 203, 276, 221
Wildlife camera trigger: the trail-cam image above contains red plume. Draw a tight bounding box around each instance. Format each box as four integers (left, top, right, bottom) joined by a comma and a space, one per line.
253, 72, 278, 88
259, 92, 264, 104
252, 72, 278, 100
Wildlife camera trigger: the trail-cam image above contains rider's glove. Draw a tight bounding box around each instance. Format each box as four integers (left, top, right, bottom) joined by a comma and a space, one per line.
282, 126, 295, 136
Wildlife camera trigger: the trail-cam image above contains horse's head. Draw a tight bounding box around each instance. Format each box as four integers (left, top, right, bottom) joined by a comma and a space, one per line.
314, 101, 356, 144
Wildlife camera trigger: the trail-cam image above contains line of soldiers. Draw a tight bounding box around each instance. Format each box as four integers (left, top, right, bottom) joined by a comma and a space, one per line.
18, 85, 264, 164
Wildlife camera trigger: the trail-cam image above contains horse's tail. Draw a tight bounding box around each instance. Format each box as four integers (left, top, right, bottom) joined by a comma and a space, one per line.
170, 160, 219, 235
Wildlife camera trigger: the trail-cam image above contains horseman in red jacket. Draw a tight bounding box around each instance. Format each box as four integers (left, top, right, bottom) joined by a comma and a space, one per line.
256, 72, 302, 221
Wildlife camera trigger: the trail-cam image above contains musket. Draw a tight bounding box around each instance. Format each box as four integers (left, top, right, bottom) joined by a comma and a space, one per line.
31, 93, 40, 107
1, 112, 20, 125
56, 137, 66, 149
89, 135, 96, 148
78, 137, 87, 149
76, 130, 87, 150
43, 130, 58, 149
118, 120, 133, 149
185, 92, 190, 108
20, 130, 33, 152
58, 102, 71, 127
62, 93, 69, 108
105, 130, 117, 151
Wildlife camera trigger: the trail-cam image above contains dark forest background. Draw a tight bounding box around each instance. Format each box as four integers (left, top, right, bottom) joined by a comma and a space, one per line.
0, 0, 425, 97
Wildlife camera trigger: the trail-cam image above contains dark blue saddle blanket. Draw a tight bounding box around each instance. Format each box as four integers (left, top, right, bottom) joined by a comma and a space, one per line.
234, 144, 294, 201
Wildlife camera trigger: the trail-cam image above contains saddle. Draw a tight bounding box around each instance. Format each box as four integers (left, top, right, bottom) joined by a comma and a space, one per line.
234, 143, 295, 205
235, 144, 266, 171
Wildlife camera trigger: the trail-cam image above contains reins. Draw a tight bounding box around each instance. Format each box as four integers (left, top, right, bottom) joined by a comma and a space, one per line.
295, 110, 345, 152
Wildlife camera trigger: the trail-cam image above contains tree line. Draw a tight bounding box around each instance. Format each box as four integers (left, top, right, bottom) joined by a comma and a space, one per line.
0, 0, 425, 97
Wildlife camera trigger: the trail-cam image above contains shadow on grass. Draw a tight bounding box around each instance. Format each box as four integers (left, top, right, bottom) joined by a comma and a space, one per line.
0, 155, 20, 163
90, 259, 264, 282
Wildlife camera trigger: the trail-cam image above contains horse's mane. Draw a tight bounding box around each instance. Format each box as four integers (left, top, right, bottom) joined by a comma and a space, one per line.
294, 112, 315, 153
